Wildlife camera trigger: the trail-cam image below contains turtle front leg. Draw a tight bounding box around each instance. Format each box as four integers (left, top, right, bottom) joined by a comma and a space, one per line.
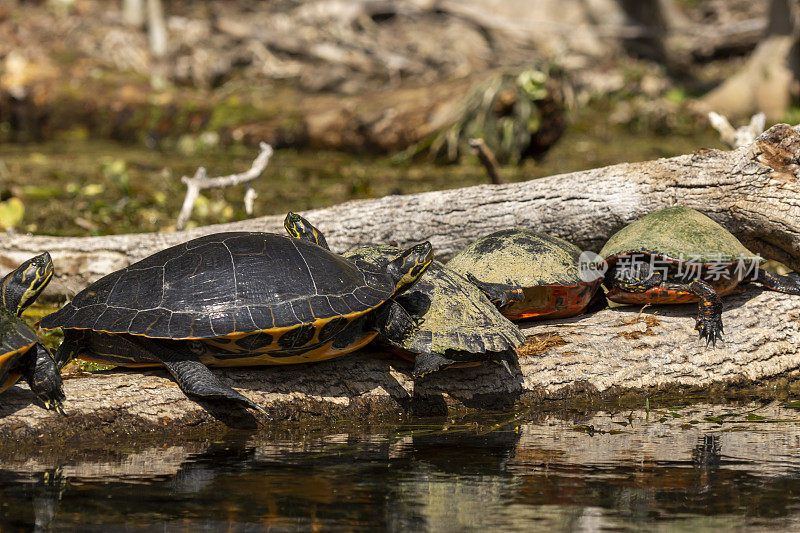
412, 352, 457, 379
125, 336, 268, 416
376, 301, 421, 342
465, 273, 525, 309
753, 270, 800, 295
688, 280, 723, 347
21, 344, 65, 414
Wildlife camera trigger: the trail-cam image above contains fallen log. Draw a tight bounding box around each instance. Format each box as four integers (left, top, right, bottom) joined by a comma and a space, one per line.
1, 284, 799, 441
2, 123, 800, 299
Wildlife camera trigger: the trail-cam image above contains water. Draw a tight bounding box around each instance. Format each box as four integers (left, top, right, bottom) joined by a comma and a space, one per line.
4, 402, 800, 531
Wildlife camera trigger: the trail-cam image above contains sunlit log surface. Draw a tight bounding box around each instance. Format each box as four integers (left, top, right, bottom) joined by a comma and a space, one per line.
1, 284, 799, 439
2, 124, 800, 299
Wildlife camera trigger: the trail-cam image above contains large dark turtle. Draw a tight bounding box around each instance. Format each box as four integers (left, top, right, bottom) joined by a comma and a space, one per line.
446, 229, 602, 320
41, 232, 433, 413
284, 213, 526, 378
0, 252, 64, 412
600, 206, 800, 345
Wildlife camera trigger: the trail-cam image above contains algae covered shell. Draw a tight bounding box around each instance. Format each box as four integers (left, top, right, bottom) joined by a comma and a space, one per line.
343, 245, 525, 357
447, 229, 601, 320
599, 206, 758, 264
599, 206, 761, 306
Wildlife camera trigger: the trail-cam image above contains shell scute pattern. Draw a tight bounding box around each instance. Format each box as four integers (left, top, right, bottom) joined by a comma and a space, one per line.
448, 229, 586, 287
41, 232, 395, 340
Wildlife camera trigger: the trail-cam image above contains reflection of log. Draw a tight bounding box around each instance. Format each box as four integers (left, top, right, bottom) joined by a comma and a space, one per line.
2, 284, 799, 440
2, 124, 800, 299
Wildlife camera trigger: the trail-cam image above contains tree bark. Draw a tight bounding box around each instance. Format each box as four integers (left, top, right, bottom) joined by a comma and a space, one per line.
2, 283, 799, 440
2, 123, 800, 299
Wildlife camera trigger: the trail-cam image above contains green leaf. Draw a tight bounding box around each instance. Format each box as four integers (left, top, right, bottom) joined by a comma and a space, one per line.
746, 414, 767, 421
704, 416, 724, 424
785, 400, 800, 410
0, 197, 25, 229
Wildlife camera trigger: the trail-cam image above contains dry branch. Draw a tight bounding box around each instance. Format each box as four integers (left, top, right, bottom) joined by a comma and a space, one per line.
708, 112, 766, 148
468, 138, 503, 184
175, 142, 273, 230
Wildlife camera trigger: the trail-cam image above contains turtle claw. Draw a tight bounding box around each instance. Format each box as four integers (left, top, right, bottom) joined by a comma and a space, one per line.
40, 396, 66, 415
696, 316, 724, 347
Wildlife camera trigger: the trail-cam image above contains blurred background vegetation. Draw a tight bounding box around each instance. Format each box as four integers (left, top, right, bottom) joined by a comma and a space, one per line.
1, 0, 798, 235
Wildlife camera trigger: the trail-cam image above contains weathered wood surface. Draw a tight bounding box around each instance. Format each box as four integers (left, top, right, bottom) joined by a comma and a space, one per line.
2, 284, 798, 438
3, 124, 800, 300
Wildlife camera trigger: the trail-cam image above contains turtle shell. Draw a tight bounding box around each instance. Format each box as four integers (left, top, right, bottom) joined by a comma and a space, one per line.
600, 207, 760, 305
600, 207, 758, 264
41, 232, 396, 341
344, 246, 525, 358
0, 307, 38, 393
447, 229, 601, 320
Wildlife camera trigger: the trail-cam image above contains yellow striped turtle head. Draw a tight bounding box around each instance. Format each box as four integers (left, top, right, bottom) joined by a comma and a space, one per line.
1, 252, 54, 316
284, 212, 330, 250
387, 242, 434, 296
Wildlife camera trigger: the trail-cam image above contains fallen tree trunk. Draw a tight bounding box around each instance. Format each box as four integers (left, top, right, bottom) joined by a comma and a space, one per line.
2, 123, 800, 299
2, 284, 799, 441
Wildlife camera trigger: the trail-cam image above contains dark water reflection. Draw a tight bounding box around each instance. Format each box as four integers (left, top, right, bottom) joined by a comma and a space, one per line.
4, 403, 800, 531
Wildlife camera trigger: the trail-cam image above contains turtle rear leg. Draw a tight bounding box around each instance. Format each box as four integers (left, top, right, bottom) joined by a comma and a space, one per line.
688, 280, 723, 347
465, 273, 525, 309
21, 344, 65, 414
412, 352, 457, 379
127, 337, 267, 416
753, 270, 800, 295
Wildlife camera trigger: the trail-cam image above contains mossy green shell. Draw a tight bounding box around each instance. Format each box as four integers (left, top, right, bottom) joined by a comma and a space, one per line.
446, 229, 585, 286
343, 246, 525, 357
599, 207, 758, 263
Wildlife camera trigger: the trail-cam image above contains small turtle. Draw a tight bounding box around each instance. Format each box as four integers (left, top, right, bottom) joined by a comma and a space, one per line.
41, 232, 433, 413
446, 229, 602, 320
284, 212, 526, 378
600, 206, 800, 345
0, 252, 64, 412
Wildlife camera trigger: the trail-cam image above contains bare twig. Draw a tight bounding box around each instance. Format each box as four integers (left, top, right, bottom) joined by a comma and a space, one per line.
468, 138, 503, 184
709, 111, 766, 148
176, 142, 274, 230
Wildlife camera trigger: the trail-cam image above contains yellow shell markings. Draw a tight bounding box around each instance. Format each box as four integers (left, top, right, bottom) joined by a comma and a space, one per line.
0, 370, 23, 393
202, 332, 377, 367
0, 346, 28, 392
448, 232, 583, 286
73, 309, 375, 367
43, 305, 373, 340
599, 207, 757, 262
